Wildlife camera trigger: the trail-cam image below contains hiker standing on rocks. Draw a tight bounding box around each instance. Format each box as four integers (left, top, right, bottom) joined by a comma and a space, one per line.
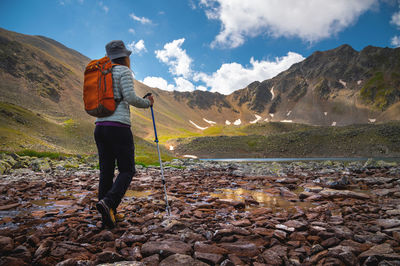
95, 40, 154, 228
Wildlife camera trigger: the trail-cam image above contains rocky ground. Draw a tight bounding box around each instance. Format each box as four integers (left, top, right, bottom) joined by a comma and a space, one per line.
0, 154, 400, 265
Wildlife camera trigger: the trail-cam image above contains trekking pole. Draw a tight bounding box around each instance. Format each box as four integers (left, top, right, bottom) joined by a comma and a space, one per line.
143, 93, 171, 216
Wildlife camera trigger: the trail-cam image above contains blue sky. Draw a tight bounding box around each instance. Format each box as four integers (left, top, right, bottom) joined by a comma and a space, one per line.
1, 0, 400, 95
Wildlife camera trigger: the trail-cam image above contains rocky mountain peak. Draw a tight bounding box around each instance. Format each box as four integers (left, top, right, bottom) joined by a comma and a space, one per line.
332, 43, 357, 54
173, 90, 232, 111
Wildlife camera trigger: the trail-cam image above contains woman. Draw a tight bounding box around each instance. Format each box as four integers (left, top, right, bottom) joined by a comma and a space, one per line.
95, 40, 154, 228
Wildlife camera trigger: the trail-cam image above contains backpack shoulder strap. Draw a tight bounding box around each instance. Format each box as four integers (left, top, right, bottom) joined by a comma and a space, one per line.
110, 64, 124, 103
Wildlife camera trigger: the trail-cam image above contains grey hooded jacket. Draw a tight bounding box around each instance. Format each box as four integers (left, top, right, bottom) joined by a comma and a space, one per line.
96, 65, 150, 126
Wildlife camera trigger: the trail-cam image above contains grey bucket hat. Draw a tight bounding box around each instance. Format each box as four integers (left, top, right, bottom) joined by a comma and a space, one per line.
105, 40, 132, 60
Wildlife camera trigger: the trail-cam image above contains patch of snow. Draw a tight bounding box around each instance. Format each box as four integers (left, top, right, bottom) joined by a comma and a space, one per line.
169, 145, 174, 151
270, 86, 275, 100
269, 113, 275, 117
250, 115, 262, 124
286, 111, 292, 116
281, 120, 293, 123
264, 118, 269, 122
189, 120, 208, 130
339, 79, 347, 88
357, 80, 362, 85
331, 121, 337, 126
233, 119, 242, 125
369, 118, 376, 123
203, 118, 216, 125
324, 112, 328, 116
225, 120, 231, 125
183, 155, 198, 159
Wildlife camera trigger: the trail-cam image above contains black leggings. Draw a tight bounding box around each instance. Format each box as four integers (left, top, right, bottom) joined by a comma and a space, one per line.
94, 125, 135, 211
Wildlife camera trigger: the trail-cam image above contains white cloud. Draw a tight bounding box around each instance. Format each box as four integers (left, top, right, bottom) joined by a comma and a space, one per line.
197, 85, 208, 91
200, 0, 377, 48
142, 76, 174, 91
142, 76, 195, 92
143, 50, 302, 94
128, 28, 135, 34
174, 77, 195, 92
391, 11, 400, 28
127, 40, 147, 54
130, 13, 152, 24
391, 35, 400, 47
194, 52, 304, 95
155, 38, 193, 78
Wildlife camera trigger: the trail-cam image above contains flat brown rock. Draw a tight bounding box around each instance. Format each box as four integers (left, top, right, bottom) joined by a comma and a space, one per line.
218, 242, 261, 257
159, 254, 208, 266
95, 251, 125, 264
194, 251, 224, 265
375, 219, 400, 229
0, 202, 20, 211
319, 189, 370, 200
141, 240, 192, 258
194, 242, 229, 254
283, 220, 308, 230
261, 249, 282, 265
359, 243, 394, 258
231, 219, 251, 227
0, 236, 14, 252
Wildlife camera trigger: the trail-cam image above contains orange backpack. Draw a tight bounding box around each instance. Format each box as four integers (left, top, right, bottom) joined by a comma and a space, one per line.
83, 56, 120, 117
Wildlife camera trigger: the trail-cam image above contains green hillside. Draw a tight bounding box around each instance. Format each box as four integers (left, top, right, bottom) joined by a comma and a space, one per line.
0, 102, 172, 165
175, 121, 400, 158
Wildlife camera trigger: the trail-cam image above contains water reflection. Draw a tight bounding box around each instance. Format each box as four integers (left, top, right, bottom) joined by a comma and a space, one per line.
210, 188, 315, 212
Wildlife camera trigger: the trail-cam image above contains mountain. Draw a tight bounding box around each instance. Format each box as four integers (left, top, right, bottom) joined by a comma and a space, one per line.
132, 44, 400, 135
230, 44, 400, 126
1, 28, 399, 157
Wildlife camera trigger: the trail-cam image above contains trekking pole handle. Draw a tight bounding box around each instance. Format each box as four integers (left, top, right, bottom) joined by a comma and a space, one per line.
143, 92, 153, 107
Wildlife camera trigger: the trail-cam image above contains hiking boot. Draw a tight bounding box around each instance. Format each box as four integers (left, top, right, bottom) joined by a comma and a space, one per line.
115, 212, 125, 222
96, 199, 116, 228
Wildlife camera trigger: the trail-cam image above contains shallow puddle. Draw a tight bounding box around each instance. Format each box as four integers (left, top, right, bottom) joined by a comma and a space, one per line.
30, 190, 89, 208
31, 200, 74, 207
210, 188, 316, 212
31, 199, 52, 207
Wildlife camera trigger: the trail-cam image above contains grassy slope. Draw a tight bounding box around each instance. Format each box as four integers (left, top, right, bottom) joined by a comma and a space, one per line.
167, 122, 312, 145
0, 102, 173, 165
174, 122, 400, 158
